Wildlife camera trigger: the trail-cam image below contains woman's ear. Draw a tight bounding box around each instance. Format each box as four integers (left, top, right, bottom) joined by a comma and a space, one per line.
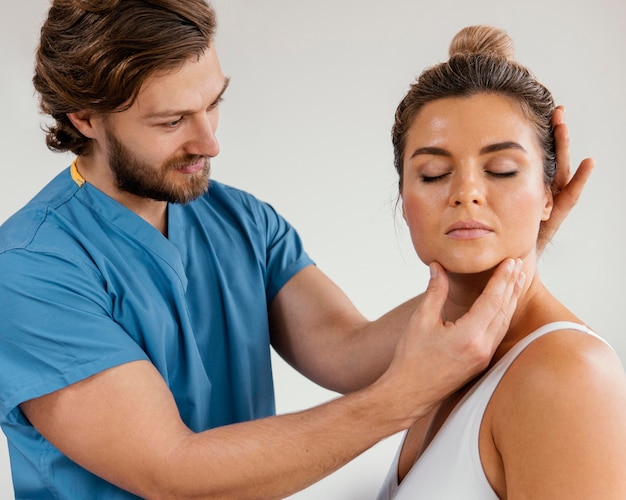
541, 186, 554, 221
401, 198, 407, 224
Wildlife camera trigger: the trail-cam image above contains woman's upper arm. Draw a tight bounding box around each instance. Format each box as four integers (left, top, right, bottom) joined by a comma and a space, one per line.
492, 333, 626, 499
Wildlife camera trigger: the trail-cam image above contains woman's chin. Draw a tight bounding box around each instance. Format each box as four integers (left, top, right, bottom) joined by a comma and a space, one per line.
441, 263, 497, 276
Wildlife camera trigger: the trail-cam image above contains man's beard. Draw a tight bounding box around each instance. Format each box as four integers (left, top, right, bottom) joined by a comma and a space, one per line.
106, 130, 211, 204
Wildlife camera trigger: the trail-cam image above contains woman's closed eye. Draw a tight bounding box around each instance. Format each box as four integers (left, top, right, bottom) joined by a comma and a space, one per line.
421, 172, 450, 183
487, 170, 518, 178
484, 156, 522, 178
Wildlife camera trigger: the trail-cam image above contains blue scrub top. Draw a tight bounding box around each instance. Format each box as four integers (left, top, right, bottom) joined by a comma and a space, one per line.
0, 166, 314, 498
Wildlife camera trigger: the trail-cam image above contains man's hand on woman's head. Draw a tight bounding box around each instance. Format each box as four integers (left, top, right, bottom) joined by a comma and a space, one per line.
538, 105, 595, 251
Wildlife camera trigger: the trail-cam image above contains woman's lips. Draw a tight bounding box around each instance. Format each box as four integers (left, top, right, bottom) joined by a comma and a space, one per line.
445, 221, 493, 239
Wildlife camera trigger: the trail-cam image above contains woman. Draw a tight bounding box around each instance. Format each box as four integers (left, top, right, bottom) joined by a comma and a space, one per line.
378, 26, 626, 499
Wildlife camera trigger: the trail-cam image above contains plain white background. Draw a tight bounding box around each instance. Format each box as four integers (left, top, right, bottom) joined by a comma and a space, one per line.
1, 1, 624, 498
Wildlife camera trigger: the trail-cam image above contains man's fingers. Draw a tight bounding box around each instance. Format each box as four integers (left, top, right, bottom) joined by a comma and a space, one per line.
383, 259, 523, 417
414, 262, 449, 326
551, 104, 565, 127
541, 156, 594, 248
458, 259, 524, 355
552, 111, 571, 191
538, 105, 595, 249
552, 157, 595, 220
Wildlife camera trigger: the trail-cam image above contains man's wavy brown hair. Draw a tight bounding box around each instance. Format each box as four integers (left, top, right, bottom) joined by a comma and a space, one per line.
34, 0, 217, 156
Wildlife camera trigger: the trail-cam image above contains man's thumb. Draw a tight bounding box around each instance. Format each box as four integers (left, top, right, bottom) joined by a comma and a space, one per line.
423, 262, 448, 314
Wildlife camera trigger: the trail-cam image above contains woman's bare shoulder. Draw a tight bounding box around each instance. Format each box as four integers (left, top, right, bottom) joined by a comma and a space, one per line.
495, 325, 625, 413
484, 326, 626, 497
512, 326, 622, 385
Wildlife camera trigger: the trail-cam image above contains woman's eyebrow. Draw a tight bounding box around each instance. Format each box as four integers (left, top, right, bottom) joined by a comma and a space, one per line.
409, 141, 527, 160
480, 141, 528, 155
409, 146, 451, 159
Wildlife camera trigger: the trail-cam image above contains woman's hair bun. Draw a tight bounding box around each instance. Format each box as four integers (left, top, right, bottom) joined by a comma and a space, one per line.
448, 25, 515, 61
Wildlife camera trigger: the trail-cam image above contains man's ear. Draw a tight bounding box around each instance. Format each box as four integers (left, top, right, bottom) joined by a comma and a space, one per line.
67, 110, 99, 139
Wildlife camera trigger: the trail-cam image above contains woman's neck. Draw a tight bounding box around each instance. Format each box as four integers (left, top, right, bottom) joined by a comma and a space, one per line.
443, 259, 540, 338
443, 268, 501, 323
442, 258, 573, 364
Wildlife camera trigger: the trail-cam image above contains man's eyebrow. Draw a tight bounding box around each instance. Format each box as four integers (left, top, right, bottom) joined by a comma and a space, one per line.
146, 76, 231, 119
214, 76, 231, 104
409, 141, 527, 159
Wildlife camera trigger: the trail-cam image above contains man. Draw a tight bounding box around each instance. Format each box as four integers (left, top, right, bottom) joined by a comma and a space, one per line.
0, 1, 591, 498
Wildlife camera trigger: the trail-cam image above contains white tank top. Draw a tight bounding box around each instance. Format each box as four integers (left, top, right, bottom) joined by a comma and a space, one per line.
377, 321, 604, 499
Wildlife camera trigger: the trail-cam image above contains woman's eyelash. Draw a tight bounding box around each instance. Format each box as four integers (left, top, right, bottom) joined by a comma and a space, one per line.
420, 170, 517, 183
488, 171, 518, 178
421, 174, 448, 183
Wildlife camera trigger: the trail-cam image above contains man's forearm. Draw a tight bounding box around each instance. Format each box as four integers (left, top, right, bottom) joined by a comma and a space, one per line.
153, 382, 413, 499
332, 295, 424, 394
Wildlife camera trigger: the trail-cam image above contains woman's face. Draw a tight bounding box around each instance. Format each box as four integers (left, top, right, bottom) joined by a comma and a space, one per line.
401, 93, 553, 274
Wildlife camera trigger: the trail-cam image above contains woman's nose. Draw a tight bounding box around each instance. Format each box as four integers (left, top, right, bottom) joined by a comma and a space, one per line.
449, 172, 485, 207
